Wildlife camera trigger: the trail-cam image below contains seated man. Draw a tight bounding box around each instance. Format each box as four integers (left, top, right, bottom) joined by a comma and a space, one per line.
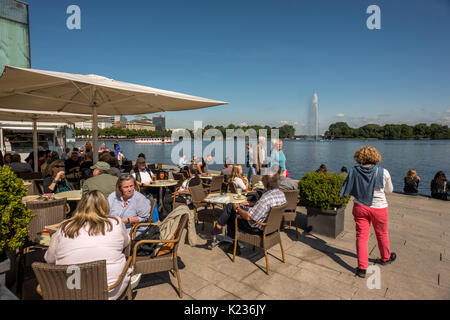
196, 155, 213, 175
212, 173, 287, 254
8, 153, 33, 173
65, 151, 81, 175
130, 157, 156, 198
82, 161, 118, 198
108, 174, 151, 236
220, 157, 233, 182
276, 165, 298, 191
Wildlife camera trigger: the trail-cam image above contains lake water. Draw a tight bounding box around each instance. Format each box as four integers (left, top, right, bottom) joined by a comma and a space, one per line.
76, 139, 450, 196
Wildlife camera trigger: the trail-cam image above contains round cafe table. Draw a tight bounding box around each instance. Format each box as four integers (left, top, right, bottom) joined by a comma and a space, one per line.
203, 192, 247, 204
143, 180, 178, 205
203, 193, 248, 248
53, 190, 83, 201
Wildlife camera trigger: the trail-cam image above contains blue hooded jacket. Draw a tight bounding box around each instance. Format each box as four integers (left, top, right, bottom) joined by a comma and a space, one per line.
340, 164, 384, 206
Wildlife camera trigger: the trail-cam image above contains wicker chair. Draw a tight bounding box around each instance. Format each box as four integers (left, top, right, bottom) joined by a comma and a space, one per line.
227, 181, 237, 193
203, 175, 224, 194
250, 175, 262, 187
129, 213, 189, 298
232, 203, 288, 275
26, 198, 67, 243
282, 190, 300, 239
189, 184, 222, 230
172, 172, 185, 188
17, 198, 68, 298
32, 259, 133, 300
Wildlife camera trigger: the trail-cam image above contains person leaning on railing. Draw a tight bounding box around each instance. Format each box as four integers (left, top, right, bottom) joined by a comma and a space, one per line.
340, 146, 396, 278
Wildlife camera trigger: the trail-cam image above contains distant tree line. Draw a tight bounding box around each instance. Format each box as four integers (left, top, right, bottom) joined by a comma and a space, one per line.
75, 126, 171, 138
324, 122, 450, 140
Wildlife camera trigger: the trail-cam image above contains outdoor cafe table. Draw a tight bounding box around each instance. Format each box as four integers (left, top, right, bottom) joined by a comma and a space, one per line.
143, 180, 178, 205
203, 193, 248, 248
53, 190, 83, 201
203, 192, 248, 205
199, 173, 220, 180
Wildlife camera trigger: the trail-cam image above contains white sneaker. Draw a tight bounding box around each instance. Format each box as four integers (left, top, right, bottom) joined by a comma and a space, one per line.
130, 273, 142, 290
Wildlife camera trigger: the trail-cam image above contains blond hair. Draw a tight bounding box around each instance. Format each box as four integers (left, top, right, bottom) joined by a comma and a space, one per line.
60, 190, 119, 239
231, 164, 243, 182
353, 146, 382, 165
406, 169, 416, 179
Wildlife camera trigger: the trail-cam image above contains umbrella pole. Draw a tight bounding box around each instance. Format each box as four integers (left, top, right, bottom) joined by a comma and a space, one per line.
32, 117, 38, 172
92, 104, 98, 163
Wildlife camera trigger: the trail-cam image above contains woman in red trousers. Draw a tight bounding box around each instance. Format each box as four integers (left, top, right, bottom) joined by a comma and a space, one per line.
340, 146, 396, 278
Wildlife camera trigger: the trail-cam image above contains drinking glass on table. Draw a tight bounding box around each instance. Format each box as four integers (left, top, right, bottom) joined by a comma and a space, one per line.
236, 188, 242, 197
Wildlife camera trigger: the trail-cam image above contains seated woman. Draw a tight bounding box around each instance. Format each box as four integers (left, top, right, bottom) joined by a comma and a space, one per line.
231, 164, 249, 192
108, 174, 151, 235
44, 190, 140, 300
403, 169, 420, 194
430, 171, 448, 201
43, 160, 74, 194
168, 166, 201, 206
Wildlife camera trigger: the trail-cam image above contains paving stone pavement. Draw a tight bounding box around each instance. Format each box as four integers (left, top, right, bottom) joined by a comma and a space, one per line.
134, 193, 450, 300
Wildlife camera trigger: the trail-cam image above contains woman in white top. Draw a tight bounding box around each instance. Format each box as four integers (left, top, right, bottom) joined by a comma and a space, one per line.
340, 146, 396, 279
231, 164, 249, 192
44, 190, 140, 300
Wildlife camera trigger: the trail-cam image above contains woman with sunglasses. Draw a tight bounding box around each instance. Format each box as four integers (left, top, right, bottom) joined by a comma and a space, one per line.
43, 160, 74, 194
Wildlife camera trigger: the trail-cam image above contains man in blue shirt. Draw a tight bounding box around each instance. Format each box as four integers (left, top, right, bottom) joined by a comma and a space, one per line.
108, 174, 150, 236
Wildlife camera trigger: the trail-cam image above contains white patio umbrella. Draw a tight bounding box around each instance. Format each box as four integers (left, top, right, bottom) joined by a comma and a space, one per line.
0, 66, 228, 162
0, 108, 109, 172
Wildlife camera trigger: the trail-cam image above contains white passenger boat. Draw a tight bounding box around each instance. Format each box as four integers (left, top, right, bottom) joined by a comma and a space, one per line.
134, 137, 174, 144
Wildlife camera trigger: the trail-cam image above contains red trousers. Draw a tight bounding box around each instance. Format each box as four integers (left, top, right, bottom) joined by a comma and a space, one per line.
352, 203, 391, 270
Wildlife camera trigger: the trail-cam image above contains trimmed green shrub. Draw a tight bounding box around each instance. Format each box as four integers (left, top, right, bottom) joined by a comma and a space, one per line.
0, 166, 34, 253
298, 172, 351, 210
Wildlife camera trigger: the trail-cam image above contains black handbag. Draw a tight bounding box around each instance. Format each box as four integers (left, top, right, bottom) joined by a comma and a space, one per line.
131, 224, 160, 256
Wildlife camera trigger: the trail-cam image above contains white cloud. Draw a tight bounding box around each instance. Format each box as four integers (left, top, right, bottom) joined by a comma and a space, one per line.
335, 114, 345, 117
280, 120, 289, 124
239, 122, 248, 127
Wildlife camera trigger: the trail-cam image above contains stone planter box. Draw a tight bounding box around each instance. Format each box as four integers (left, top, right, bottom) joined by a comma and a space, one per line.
306, 206, 346, 238
0, 255, 10, 286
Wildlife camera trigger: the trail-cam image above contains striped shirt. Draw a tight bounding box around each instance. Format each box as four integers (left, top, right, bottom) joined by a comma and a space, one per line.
248, 188, 287, 230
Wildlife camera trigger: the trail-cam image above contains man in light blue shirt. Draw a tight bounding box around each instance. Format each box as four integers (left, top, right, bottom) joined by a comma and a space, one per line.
108, 174, 151, 236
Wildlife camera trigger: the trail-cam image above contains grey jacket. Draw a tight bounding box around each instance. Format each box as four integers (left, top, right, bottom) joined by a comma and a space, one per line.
154, 205, 206, 255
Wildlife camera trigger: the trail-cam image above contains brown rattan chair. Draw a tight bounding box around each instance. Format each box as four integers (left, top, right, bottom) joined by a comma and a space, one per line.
26, 198, 67, 243
32, 259, 133, 300
282, 190, 300, 239
129, 213, 189, 298
17, 198, 68, 298
250, 175, 262, 187
172, 172, 185, 188
232, 203, 288, 275
189, 184, 222, 230
227, 181, 237, 193
203, 175, 224, 194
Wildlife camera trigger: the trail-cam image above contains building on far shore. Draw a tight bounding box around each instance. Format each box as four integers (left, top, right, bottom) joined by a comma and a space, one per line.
152, 115, 166, 132
125, 116, 155, 131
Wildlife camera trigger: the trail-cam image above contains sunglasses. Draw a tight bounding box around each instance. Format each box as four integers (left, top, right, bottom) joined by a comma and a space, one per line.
55, 165, 65, 168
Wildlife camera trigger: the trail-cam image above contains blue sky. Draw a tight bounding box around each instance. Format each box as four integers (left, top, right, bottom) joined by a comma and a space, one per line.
26, 0, 450, 134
